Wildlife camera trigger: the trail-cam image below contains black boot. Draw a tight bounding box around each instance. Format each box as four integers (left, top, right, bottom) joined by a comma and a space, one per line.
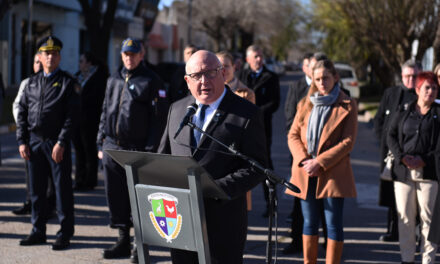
12, 201, 31, 215
103, 227, 131, 259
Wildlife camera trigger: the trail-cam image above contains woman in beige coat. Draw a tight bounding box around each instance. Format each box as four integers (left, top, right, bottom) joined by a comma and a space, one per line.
286, 59, 357, 263
217, 51, 255, 211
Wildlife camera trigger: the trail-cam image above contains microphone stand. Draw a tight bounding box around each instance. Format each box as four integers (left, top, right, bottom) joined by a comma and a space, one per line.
187, 121, 300, 264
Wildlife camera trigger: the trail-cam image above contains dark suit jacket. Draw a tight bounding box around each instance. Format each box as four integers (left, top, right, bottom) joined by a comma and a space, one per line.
158, 88, 267, 263
238, 66, 280, 140
373, 85, 416, 207
284, 75, 309, 133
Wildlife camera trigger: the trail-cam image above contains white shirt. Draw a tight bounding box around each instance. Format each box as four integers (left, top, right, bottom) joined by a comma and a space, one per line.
306, 75, 312, 86
193, 87, 227, 136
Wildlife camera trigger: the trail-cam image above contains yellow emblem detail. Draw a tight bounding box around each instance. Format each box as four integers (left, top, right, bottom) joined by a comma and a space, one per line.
126, 40, 133, 47
47, 38, 54, 47
53, 82, 60, 87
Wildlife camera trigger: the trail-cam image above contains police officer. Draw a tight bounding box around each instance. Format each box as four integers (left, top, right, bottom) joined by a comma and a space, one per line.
16, 36, 78, 250
97, 38, 168, 259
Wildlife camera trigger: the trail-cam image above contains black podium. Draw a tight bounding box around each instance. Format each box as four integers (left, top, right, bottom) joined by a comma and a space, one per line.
106, 150, 229, 264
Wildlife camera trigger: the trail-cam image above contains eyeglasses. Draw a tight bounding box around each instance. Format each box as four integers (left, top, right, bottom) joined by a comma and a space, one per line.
402, 74, 417, 79
186, 67, 222, 81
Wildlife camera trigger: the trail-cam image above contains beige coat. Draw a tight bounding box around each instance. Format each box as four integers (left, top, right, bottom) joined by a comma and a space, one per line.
286, 91, 358, 200
228, 78, 256, 104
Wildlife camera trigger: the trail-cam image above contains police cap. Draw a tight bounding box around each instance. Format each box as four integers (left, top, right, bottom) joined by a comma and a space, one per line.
121, 38, 141, 53
38, 36, 63, 52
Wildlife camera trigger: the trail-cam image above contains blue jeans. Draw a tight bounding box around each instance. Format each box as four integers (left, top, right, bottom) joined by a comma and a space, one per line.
300, 177, 344, 241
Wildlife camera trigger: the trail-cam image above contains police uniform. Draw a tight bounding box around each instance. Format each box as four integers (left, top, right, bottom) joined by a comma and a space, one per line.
97, 38, 169, 259
16, 36, 78, 249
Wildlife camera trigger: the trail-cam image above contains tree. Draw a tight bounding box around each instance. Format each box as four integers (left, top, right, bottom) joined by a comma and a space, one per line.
312, 0, 440, 87
189, 0, 302, 57
77, 0, 118, 65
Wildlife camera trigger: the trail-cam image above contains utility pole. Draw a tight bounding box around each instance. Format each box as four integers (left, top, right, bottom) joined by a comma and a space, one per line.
187, 0, 192, 44
27, 0, 33, 77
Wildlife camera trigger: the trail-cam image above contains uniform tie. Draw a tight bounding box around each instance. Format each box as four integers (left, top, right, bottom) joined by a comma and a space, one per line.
193, 104, 209, 146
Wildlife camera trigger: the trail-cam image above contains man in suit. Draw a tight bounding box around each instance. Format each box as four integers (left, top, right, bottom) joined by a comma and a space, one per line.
282, 52, 313, 254
284, 52, 313, 131
374, 59, 421, 242
238, 45, 280, 216
159, 50, 268, 264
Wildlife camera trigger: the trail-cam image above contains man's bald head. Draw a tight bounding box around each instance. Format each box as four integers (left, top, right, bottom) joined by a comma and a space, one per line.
184, 50, 226, 104
185, 50, 222, 74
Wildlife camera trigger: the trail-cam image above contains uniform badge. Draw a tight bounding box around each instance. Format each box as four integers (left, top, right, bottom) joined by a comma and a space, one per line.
158, 89, 167, 98
129, 84, 135, 90
148, 192, 182, 243
47, 38, 54, 47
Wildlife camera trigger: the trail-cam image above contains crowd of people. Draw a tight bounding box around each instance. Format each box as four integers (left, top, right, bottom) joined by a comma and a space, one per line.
8, 34, 440, 264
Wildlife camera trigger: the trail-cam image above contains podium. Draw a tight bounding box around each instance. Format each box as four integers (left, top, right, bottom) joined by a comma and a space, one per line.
106, 150, 229, 264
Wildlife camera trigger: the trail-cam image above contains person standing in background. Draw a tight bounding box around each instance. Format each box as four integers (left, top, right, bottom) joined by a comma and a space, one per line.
287, 59, 357, 263
97, 38, 168, 260
72, 52, 108, 191
282, 52, 313, 254
239, 45, 280, 217
11, 53, 56, 217
374, 60, 422, 242
16, 36, 78, 250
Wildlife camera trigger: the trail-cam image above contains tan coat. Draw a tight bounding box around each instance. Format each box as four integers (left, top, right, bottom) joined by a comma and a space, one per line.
286, 91, 358, 200
228, 78, 256, 104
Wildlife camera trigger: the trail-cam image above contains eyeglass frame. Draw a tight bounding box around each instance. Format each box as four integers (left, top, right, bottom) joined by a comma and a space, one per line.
185, 66, 223, 81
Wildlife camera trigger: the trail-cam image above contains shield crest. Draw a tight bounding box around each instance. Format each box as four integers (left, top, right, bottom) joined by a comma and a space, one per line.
148, 192, 182, 243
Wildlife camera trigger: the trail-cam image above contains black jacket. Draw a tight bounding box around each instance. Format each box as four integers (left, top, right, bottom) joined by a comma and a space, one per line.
238, 66, 280, 138
16, 69, 79, 146
387, 102, 440, 182
374, 85, 417, 170
284, 75, 309, 132
97, 64, 169, 151
75, 65, 108, 126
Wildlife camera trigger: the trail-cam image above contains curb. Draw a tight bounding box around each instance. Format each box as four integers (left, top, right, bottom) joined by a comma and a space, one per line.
0, 123, 16, 134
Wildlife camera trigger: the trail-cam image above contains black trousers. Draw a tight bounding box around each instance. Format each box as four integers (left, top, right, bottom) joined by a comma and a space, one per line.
102, 140, 132, 228
24, 160, 56, 208
72, 122, 99, 188
28, 134, 74, 238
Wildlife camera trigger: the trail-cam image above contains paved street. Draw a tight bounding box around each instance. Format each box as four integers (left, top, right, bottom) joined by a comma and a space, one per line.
0, 71, 438, 263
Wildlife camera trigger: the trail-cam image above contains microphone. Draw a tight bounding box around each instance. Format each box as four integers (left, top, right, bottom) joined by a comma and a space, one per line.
174, 103, 198, 139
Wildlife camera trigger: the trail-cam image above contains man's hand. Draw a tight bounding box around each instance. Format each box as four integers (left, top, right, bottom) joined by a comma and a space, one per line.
98, 151, 103, 160
52, 143, 64, 163
19, 144, 30, 160
301, 158, 321, 177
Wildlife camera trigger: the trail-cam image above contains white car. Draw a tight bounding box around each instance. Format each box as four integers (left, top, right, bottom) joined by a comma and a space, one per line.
334, 63, 360, 100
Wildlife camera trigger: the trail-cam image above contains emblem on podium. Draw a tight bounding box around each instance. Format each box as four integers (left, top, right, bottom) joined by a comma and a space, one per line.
148, 192, 182, 242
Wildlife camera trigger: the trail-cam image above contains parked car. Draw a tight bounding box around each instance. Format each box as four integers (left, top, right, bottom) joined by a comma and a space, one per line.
265, 58, 285, 75
334, 63, 360, 100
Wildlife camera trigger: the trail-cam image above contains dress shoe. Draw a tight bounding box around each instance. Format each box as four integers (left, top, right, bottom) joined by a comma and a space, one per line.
379, 233, 398, 242
12, 201, 31, 215
52, 236, 70, 250
19, 232, 46, 246
282, 242, 302, 254
130, 246, 138, 263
